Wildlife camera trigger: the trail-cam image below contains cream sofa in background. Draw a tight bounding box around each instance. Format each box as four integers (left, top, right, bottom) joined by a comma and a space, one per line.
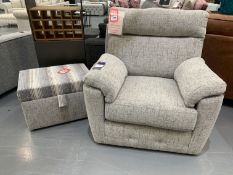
0, 0, 68, 31
74, 0, 108, 16
0, 1, 13, 13
13, 0, 68, 32
0, 32, 38, 95
0, 1, 17, 26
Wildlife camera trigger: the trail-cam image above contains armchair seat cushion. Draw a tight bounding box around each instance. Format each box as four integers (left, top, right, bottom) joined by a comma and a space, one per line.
105, 76, 198, 131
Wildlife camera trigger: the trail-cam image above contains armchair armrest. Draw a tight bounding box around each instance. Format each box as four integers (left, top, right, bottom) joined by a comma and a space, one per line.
84, 53, 128, 103
174, 57, 226, 107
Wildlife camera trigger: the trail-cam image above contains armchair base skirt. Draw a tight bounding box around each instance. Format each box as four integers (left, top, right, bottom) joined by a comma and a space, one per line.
96, 121, 193, 154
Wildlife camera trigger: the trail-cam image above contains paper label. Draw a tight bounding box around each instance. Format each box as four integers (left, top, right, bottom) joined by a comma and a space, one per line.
93, 61, 106, 70
110, 8, 118, 22
108, 8, 125, 35
57, 67, 71, 74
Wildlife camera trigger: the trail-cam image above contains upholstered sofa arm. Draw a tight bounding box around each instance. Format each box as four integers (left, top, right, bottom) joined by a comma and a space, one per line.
84, 53, 128, 103
13, 9, 28, 19
174, 57, 226, 107
0, 3, 13, 13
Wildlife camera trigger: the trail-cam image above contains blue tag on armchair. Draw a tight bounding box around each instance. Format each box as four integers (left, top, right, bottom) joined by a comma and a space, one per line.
219, 0, 233, 15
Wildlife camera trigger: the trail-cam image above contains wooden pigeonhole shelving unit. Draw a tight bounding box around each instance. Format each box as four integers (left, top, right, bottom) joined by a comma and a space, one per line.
29, 6, 84, 41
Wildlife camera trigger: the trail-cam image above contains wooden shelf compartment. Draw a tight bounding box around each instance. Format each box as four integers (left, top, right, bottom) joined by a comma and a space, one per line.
32, 21, 43, 30
50, 10, 62, 19
54, 31, 65, 38
29, 6, 84, 41
62, 11, 72, 19
34, 31, 45, 40
40, 10, 51, 19
64, 31, 74, 38
52, 20, 63, 29
63, 21, 73, 29
30, 10, 41, 19
72, 20, 82, 29
45, 31, 55, 39
74, 30, 83, 38
42, 21, 53, 30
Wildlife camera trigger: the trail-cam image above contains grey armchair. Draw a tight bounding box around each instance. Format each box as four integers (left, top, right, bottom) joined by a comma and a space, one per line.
83, 8, 227, 155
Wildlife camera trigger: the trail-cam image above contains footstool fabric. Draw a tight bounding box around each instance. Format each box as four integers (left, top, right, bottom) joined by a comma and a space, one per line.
17, 64, 88, 130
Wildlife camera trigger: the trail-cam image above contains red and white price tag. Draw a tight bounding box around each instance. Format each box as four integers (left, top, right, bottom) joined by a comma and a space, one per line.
110, 8, 118, 22
108, 8, 125, 36
57, 67, 71, 74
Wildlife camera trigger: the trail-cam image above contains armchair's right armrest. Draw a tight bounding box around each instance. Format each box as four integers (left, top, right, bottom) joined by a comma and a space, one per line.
174, 57, 226, 107
84, 53, 128, 103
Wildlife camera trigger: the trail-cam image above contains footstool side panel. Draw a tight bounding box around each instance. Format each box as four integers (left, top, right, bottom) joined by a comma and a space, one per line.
21, 91, 87, 130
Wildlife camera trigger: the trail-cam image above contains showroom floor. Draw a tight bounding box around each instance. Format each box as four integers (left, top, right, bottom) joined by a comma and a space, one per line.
0, 26, 18, 35
0, 91, 233, 175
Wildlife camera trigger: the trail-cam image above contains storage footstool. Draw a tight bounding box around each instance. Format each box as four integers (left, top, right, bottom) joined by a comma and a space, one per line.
17, 64, 89, 130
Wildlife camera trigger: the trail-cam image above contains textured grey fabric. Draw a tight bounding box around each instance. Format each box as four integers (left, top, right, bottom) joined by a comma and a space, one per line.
83, 84, 192, 153
182, 0, 196, 10
17, 64, 88, 102
141, 0, 160, 9
107, 35, 204, 78
106, 76, 197, 131
21, 92, 87, 130
106, 8, 208, 78
84, 8, 224, 154
104, 121, 192, 154
0, 32, 38, 95
174, 57, 227, 107
84, 83, 224, 154
84, 53, 128, 103
83, 85, 105, 142
122, 8, 208, 38
188, 95, 224, 154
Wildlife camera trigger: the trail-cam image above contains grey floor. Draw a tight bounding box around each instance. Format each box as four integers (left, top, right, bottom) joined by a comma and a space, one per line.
0, 26, 18, 35
0, 91, 233, 175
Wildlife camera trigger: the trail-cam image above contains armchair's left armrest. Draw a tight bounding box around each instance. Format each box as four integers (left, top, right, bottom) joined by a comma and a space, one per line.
84, 53, 128, 103
174, 57, 226, 108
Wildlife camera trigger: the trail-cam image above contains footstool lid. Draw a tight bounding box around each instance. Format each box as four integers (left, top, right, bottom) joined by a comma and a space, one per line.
17, 64, 88, 102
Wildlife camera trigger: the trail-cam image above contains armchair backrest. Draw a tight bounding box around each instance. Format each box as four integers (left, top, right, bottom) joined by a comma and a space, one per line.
106, 8, 209, 78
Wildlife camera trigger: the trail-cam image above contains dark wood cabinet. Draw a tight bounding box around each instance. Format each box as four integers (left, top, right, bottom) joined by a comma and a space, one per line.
202, 13, 233, 100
